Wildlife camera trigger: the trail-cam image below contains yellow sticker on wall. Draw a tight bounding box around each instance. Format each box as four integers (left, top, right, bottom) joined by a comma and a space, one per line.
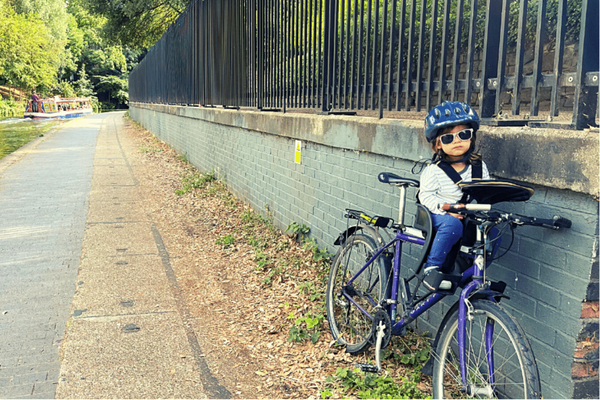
294, 140, 302, 164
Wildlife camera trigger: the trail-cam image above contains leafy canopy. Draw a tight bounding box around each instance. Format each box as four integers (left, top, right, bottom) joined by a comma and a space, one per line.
0, 0, 58, 90
83, 0, 192, 49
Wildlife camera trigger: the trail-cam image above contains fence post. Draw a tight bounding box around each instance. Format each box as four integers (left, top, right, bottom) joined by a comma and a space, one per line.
573, 0, 599, 129
321, 0, 335, 112
479, 0, 502, 118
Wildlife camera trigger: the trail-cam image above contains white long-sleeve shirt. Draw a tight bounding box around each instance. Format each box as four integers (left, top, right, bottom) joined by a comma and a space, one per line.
418, 161, 489, 214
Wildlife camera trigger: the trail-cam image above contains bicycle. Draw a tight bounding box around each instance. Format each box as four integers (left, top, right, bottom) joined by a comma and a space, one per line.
325, 172, 572, 399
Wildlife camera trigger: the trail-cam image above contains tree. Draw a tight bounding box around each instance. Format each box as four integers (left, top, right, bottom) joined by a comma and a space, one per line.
96, 74, 129, 106
0, 0, 58, 91
11, 0, 69, 45
65, 0, 140, 108
83, 0, 192, 49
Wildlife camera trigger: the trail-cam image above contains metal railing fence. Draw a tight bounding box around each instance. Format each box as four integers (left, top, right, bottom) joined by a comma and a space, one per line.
129, 0, 598, 129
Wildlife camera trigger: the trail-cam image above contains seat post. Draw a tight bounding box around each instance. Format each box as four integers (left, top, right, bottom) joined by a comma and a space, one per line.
398, 185, 407, 226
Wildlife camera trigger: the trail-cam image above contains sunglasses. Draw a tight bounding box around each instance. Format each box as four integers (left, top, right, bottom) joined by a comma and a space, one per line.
439, 128, 474, 145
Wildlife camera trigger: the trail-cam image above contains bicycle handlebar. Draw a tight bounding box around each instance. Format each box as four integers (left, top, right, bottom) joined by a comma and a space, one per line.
442, 203, 572, 230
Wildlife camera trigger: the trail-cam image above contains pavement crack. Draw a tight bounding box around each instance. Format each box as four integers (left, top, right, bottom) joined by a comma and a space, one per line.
74, 310, 176, 321
151, 224, 232, 399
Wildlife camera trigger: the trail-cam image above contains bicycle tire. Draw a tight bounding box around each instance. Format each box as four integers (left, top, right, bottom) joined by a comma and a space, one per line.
326, 233, 391, 355
432, 299, 541, 399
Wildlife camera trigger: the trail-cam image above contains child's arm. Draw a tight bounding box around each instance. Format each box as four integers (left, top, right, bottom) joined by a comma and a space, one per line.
418, 166, 448, 214
419, 165, 466, 219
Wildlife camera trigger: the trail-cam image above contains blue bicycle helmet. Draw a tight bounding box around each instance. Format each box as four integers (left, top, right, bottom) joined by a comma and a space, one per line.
424, 101, 480, 143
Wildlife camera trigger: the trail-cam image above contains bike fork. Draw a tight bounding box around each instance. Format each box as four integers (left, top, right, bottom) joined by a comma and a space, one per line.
458, 247, 495, 397
458, 280, 479, 392
458, 256, 496, 397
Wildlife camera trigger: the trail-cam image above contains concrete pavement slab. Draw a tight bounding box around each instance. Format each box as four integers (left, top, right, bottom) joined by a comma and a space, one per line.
56, 313, 205, 399
81, 222, 159, 257
85, 202, 148, 224
87, 186, 141, 202
70, 255, 175, 317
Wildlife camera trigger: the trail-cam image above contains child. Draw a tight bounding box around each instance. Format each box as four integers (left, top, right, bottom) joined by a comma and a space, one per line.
418, 101, 489, 291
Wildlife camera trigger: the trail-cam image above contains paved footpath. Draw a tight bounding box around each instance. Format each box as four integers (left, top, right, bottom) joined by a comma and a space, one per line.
0, 115, 100, 398
0, 113, 223, 399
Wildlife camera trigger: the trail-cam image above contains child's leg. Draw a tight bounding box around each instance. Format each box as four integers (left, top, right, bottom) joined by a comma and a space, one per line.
426, 214, 464, 267
422, 214, 464, 291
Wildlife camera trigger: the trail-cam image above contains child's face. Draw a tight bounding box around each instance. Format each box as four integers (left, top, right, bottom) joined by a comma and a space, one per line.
435, 124, 472, 160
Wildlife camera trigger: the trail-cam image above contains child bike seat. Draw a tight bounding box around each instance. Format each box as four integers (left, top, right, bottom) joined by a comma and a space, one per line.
413, 204, 434, 274
413, 203, 468, 276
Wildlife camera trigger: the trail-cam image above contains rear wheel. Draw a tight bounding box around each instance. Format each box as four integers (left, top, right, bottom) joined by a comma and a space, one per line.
326, 233, 391, 354
432, 299, 541, 399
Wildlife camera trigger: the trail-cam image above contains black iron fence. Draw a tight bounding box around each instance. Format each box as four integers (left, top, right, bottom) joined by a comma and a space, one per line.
129, 0, 598, 129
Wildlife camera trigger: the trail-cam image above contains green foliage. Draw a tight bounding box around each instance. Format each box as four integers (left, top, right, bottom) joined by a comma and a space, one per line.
397, 348, 430, 366
286, 221, 310, 240
95, 74, 129, 104
287, 311, 324, 344
0, 0, 141, 109
302, 237, 332, 263
82, 0, 192, 49
320, 329, 433, 399
0, 98, 22, 117
0, 1, 58, 90
286, 221, 309, 234
298, 281, 323, 302
321, 367, 428, 399
12, 0, 69, 45
53, 81, 77, 98
215, 234, 235, 249
175, 169, 217, 195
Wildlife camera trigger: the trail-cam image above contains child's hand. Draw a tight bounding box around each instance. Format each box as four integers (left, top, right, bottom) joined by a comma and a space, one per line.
442, 203, 465, 219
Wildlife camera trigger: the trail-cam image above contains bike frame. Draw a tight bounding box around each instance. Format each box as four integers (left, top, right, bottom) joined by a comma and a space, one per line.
343, 222, 496, 391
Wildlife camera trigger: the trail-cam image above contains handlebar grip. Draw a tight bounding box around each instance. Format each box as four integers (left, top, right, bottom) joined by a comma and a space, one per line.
529, 216, 572, 230
553, 216, 572, 229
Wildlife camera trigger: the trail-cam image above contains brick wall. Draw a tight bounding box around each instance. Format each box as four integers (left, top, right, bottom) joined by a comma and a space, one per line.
572, 240, 599, 399
129, 103, 599, 399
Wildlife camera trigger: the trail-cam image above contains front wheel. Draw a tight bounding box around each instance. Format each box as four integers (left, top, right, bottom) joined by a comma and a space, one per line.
432, 299, 541, 399
326, 233, 391, 355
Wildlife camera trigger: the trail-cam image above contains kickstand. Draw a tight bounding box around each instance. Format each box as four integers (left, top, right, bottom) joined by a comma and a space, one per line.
374, 321, 385, 372
356, 321, 386, 373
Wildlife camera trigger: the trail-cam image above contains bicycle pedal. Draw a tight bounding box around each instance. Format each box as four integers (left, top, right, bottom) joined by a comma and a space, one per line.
355, 363, 380, 373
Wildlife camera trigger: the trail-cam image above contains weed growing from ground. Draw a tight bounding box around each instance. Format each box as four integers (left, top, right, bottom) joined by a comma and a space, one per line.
320, 365, 428, 399
215, 233, 235, 249
175, 169, 217, 195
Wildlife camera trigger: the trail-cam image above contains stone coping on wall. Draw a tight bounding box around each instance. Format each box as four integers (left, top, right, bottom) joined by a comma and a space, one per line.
131, 102, 599, 196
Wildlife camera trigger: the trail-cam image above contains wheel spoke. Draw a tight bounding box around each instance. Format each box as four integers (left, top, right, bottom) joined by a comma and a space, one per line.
433, 300, 540, 399
326, 233, 390, 355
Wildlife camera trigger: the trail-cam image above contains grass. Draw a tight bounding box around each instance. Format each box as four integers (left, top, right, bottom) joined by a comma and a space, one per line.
0, 119, 62, 160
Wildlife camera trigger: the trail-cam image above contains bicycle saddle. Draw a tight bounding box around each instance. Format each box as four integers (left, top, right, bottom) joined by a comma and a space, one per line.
378, 172, 420, 187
